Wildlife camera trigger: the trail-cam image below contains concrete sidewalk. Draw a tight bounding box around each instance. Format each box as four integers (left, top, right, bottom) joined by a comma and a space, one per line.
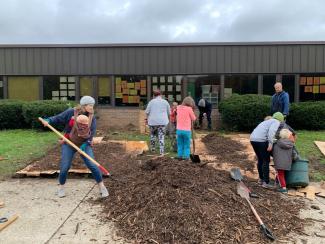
0, 178, 123, 244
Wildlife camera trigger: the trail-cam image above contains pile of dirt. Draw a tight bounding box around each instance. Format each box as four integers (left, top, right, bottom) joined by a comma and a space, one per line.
96, 155, 306, 243
202, 133, 256, 172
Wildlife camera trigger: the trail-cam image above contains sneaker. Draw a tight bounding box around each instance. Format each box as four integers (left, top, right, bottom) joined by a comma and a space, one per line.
277, 188, 288, 194
58, 188, 65, 198
100, 186, 109, 198
257, 179, 263, 185
262, 182, 275, 189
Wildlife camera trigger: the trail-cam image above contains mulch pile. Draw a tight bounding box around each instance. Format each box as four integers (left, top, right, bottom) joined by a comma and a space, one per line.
22, 133, 307, 243
93, 135, 307, 244
202, 133, 255, 172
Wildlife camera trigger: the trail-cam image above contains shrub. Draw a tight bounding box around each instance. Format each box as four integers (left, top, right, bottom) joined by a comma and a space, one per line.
218, 94, 272, 131
22, 100, 76, 129
0, 100, 27, 129
287, 101, 325, 130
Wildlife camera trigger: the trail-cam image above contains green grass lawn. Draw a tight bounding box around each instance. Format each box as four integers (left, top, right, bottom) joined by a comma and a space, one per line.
0, 129, 57, 179
295, 130, 325, 181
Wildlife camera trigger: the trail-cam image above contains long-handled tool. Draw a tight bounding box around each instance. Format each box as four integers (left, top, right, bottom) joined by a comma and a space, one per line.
237, 183, 276, 241
38, 117, 110, 176
190, 123, 201, 163
230, 167, 259, 198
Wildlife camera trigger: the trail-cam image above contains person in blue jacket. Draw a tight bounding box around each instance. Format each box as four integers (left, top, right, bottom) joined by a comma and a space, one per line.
270, 82, 290, 118
41, 96, 109, 198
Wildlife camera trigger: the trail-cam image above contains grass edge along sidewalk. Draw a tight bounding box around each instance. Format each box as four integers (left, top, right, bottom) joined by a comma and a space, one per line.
0, 129, 57, 179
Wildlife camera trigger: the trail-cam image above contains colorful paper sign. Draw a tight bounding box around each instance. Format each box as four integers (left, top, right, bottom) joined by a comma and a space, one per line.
300, 77, 306, 85
307, 77, 314, 85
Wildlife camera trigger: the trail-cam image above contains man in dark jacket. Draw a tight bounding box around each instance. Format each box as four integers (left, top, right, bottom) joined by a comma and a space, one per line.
270, 82, 290, 118
198, 98, 212, 130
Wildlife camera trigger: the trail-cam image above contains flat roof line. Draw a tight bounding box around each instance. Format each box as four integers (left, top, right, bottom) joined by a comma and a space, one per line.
1, 41, 325, 48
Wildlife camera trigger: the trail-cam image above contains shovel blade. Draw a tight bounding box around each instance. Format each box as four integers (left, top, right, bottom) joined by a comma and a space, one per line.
230, 168, 243, 181
237, 183, 250, 199
190, 154, 201, 163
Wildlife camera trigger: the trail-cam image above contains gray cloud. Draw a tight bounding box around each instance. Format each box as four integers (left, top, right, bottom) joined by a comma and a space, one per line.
0, 0, 324, 43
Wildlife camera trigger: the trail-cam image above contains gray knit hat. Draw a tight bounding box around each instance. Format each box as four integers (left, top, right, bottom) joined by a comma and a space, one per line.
80, 96, 95, 106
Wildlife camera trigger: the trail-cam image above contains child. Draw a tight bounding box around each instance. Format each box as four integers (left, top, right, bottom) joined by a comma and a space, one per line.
176, 97, 196, 160
272, 128, 295, 193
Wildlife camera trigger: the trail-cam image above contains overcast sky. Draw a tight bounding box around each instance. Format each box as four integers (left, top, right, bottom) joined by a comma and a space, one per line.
0, 0, 324, 44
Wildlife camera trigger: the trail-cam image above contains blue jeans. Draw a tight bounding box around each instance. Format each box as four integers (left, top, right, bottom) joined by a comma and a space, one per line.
176, 130, 191, 159
59, 143, 103, 185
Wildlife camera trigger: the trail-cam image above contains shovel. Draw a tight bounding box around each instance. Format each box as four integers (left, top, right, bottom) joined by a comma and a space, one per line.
38, 117, 111, 177
190, 124, 201, 163
230, 168, 259, 198
237, 183, 276, 241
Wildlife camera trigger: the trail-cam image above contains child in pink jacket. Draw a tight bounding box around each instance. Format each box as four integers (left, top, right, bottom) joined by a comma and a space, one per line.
176, 96, 196, 160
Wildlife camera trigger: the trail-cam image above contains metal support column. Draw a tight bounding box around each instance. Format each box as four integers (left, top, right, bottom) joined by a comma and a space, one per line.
294, 74, 300, 102
110, 75, 115, 106
220, 75, 225, 100
258, 74, 263, 95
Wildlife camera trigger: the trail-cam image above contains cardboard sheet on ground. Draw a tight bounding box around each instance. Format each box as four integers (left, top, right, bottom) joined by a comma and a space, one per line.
0, 201, 4, 208
288, 185, 325, 200
314, 141, 325, 157
92, 137, 104, 144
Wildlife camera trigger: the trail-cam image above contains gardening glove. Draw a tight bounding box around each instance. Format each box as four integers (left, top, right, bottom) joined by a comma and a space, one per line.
80, 143, 88, 152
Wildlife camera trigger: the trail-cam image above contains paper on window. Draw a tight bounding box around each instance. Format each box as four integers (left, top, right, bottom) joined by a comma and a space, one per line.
152, 77, 158, 84
68, 84, 75, 90
160, 76, 165, 83
52, 91, 59, 96
60, 84, 67, 90
60, 77, 67, 83
60, 90, 67, 96
176, 95, 181, 101
168, 76, 173, 83
52, 97, 59, 101
152, 85, 158, 91
168, 85, 173, 91
176, 85, 181, 92
160, 86, 165, 92
0, 81, 3, 87
60, 97, 67, 101
168, 95, 173, 101
176, 76, 182, 84
68, 77, 76, 83
68, 90, 75, 96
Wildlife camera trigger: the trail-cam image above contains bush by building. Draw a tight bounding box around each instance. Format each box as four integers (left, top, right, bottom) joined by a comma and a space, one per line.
218, 94, 271, 131
22, 100, 76, 129
287, 101, 325, 130
219, 94, 325, 131
0, 100, 27, 129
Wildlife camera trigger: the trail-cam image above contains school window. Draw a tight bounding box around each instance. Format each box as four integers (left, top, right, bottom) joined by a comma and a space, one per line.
225, 75, 258, 97
263, 75, 276, 95
299, 75, 325, 101
98, 77, 111, 105
43, 76, 76, 101
115, 76, 147, 106
8, 76, 39, 101
282, 75, 295, 103
151, 75, 182, 103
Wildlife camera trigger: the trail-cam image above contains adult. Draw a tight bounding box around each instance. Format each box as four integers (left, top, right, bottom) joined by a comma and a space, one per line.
250, 112, 284, 188
197, 98, 212, 130
145, 89, 171, 155
41, 96, 109, 198
270, 82, 290, 118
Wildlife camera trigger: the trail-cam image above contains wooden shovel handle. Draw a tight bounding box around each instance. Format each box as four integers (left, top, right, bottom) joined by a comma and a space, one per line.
246, 198, 263, 225
38, 117, 110, 176
191, 122, 196, 154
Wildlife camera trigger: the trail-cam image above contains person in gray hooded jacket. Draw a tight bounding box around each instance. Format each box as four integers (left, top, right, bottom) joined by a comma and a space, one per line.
272, 128, 296, 193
